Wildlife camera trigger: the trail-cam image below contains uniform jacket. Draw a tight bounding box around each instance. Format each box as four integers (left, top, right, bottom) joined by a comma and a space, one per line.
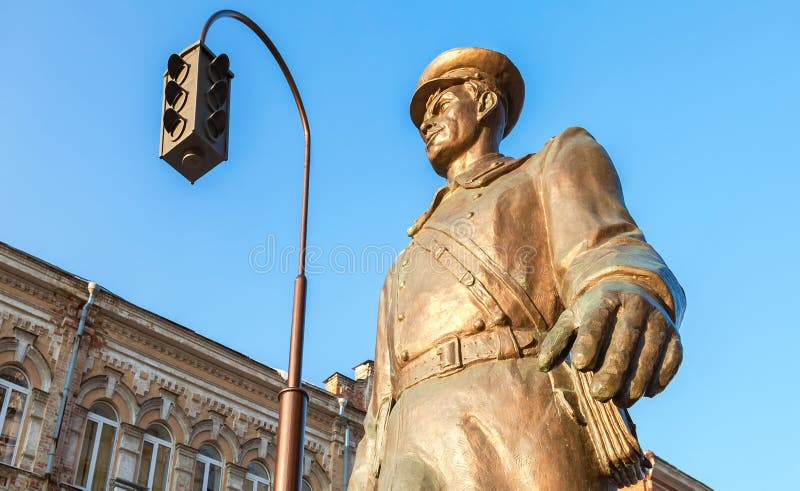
349, 126, 685, 487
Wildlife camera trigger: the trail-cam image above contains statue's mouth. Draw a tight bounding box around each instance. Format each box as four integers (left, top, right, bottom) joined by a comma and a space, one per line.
425, 129, 442, 146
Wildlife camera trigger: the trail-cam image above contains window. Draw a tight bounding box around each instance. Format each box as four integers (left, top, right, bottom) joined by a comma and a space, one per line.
301, 479, 313, 491
74, 402, 119, 491
193, 444, 222, 491
136, 425, 172, 491
244, 462, 270, 491
0, 367, 29, 464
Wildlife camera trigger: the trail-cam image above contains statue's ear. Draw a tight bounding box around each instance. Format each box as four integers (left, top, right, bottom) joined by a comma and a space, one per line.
477, 91, 498, 123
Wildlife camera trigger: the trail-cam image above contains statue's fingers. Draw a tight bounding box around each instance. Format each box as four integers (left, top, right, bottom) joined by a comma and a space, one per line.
613, 311, 669, 408
571, 298, 619, 372
646, 331, 683, 397
590, 302, 646, 402
538, 309, 577, 372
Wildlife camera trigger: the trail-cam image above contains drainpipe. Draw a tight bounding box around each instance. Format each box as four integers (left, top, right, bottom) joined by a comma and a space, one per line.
43, 281, 98, 487
337, 398, 350, 490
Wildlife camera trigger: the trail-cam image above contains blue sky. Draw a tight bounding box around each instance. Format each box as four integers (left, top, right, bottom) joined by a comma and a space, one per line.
3, 1, 798, 488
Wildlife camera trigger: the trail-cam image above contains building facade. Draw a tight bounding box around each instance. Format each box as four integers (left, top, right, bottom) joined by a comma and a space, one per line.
0, 241, 366, 491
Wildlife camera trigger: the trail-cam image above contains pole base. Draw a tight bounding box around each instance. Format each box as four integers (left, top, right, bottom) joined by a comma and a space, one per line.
274, 387, 309, 491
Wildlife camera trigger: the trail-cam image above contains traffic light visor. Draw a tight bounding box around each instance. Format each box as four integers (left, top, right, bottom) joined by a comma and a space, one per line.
167, 54, 188, 82
206, 110, 228, 140
207, 80, 229, 110
208, 54, 230, 81
165, 81, 187, 110
163, 108, 185, 139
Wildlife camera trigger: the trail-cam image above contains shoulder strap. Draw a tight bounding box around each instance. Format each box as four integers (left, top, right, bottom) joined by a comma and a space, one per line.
414, 226, 548, 348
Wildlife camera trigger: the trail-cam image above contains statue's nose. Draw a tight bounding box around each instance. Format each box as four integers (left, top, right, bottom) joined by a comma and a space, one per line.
420, 119, 435, 136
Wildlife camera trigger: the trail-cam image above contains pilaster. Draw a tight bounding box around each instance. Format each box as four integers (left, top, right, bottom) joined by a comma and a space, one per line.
173, 444, 198, 491
112, 423, 144, 483
19, 388, 48, 471
224, 462, 247, 491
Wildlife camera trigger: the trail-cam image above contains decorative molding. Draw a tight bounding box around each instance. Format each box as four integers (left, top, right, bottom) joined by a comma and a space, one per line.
210, 411, 225, 440
133, 371, 150, 397
321, 446, 331, 473
233, 412, 248, 440
0, 264, 75, 327
94, 312, 286, 403
257, 429, 272, 460
0, 269, 62, 310
13, 327, 37, 363
0, 334, 53, 391
159, 388, 177, 421
303, 452, 313, 478
103, 366, 123, 399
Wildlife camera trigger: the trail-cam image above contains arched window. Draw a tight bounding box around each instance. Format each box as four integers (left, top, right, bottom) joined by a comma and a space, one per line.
136, 424, 172, 491
301, 478, 313, 491
244, 461, 270, 491
193, 444, 222, 491
0, 366, 29, 464
74, 402, 119, 491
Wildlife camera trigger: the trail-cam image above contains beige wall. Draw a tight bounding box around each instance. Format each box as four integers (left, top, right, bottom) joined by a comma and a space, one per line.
0, 242, 364, 491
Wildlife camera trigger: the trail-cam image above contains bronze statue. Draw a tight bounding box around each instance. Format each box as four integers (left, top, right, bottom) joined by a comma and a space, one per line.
349, 48, 685, 490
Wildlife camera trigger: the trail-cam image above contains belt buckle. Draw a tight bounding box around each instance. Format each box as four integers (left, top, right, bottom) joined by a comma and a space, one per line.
436, 335, 462, 374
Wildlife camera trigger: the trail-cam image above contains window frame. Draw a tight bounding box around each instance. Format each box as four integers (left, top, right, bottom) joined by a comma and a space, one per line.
194, 445, 223, 491
0, 367, 30, 465
74, 406, 119, 491
139, 429, 172, 491
244, 461, 271, 491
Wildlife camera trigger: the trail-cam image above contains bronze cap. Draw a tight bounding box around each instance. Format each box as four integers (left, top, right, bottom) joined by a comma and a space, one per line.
410, 47, 525, 138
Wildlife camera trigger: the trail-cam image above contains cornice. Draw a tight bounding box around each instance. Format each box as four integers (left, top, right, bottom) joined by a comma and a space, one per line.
0, 268, 75, 323
0, 243, 88, 302
96, 312, 284, 403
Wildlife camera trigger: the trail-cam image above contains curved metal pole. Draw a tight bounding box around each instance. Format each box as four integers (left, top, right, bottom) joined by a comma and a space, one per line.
200, 11, 310, 491
200, 10, 310, 278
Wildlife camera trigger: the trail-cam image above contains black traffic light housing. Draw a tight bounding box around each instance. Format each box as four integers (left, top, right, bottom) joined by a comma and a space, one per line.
159, 42, 233, 184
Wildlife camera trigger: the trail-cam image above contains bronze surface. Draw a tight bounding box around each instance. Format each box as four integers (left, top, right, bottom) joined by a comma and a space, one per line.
350, 48, 684, 490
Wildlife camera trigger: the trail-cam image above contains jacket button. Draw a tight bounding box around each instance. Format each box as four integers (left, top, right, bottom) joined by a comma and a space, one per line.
401, 351, 409, 362
473, 319, 486, 332
397, 313, 405, 321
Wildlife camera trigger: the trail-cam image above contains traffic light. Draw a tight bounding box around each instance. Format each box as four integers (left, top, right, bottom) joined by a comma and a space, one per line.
159, 42, 233, 184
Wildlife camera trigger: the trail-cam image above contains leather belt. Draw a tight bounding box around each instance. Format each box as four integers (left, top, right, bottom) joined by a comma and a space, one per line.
396, 325, 529, 393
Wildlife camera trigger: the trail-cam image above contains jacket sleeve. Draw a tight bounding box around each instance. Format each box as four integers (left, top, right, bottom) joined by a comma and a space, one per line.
348, 275, 394, 490
540, 127, 685, 323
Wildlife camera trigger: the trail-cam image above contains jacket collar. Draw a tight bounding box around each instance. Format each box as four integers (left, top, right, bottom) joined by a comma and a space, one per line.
452, 153, 520, 189
407, 153, 531, 236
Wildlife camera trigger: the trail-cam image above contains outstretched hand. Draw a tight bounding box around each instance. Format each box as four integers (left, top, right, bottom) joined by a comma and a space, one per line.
537, 281, 683, 407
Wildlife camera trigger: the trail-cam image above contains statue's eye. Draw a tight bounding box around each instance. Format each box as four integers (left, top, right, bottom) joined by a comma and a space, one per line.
436, 101, 450, 113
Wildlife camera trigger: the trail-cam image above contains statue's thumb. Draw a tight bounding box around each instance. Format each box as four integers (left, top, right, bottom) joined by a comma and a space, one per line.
538, 308, 577, 372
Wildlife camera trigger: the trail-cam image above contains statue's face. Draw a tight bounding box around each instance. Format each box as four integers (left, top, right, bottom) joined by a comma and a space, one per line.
420, 84, 480, 176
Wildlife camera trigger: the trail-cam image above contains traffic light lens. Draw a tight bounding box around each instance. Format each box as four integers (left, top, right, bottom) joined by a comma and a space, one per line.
163, 109, 185, 140
206, 110, 228, 140
167, 54, 188, 83
206, 80, 229, 110
208, 54, 230, 81
165, 81, 187, 110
